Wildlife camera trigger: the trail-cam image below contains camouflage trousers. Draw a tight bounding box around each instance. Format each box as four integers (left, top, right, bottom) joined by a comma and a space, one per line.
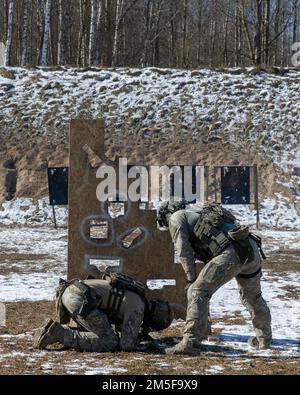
61, 284, 119, 352
185, 240, 272, 344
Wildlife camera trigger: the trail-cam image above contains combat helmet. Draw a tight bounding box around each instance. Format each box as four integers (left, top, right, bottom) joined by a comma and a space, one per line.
157, 199, 187, 228
144, 299, 173, 331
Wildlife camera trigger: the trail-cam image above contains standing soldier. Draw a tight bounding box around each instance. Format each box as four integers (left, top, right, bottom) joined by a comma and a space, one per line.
157, 201, 272, 356
33, 272, 173, 352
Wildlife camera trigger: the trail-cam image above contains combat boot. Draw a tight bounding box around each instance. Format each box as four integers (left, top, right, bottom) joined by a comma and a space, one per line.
33, 319, 65, 350
248, 336, 271, 350
165, 336, 202, 356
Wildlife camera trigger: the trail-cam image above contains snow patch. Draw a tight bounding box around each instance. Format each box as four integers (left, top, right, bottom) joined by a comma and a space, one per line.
0, 198, 67, 226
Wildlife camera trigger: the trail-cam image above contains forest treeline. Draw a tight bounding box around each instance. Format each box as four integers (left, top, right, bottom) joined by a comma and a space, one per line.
0, 0, 299, 69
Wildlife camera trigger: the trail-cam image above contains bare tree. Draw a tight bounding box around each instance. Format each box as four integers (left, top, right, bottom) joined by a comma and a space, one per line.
263, 0, 270, 64
112, 0, 139, 66
40, 0, 52, 66
274, 0, 282, 64
182, 0, 188, 67
0, 0, 298, 69
223, 1, 230, 66
57, 0, 66, 65
21, 0, 29, 66
140, 0, 154, 67
112, 0, 123, 66
209, 1, 217, 68
293, 0, 299, 43
89, 0, 98, 65
197, 0, 203, 65
5, 0, 14, 66
95, 0, 103, 64
254, 0, 263, 66
235, 0, 242, 66
77, 0, 88, 67
151, 0, 165, 67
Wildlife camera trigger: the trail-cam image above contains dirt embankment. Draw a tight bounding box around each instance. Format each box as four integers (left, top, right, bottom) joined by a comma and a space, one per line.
0, 67, 299, 210
1, 132, 298, 216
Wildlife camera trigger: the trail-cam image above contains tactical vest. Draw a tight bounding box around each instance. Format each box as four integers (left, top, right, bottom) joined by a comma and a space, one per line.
189, 204, 255, 264
101, 272, 148, 323
56, 273, 149, 325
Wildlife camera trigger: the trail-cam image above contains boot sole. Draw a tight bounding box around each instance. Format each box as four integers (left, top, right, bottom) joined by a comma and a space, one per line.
248, 339, 270, 350
33, 319, 54, 350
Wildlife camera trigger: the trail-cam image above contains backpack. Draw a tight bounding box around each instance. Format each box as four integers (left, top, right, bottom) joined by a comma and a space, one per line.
195, 202, 237, 228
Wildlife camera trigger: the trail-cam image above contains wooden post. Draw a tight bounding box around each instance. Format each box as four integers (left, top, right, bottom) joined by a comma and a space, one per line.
199, 166, 206, 204
253, 164, 260, 229
205, 166, 209, 202
214, 167, 218, 203
52, 205, 57, 229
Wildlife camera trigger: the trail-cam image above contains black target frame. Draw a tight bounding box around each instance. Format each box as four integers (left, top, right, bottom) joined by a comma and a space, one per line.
214, 165, 259, 228
47, 167, 69, 228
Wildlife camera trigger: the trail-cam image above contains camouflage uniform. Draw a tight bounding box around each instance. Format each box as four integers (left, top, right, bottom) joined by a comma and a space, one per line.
59, 279, 145, 352
168, 210, 272, 351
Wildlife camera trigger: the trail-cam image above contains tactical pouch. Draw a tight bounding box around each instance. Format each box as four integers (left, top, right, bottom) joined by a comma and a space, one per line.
106, 287, 125, 324
228, 225, 249, 241
249, 233, 266, 260
193, 220, 231, 260
55, 278, 72, 325
228, 226, 254, 264
73, 280, 102, 319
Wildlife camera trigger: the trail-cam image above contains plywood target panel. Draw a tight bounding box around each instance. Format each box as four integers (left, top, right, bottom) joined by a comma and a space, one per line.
68, 119, 187, 316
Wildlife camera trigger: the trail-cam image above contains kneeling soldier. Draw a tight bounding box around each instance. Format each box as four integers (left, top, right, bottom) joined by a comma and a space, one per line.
33, 271, 173, 353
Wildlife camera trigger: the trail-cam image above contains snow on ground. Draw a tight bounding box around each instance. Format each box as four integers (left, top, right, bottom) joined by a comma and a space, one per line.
255, 230, 300, 253
0, 198, 67, 226
0, 222, 299, 302
1, 196, 300, 229
0, 225, 299, 366
227, 196, 300, 229
0, 226, 67, 301
206, 270, 300, 358
0, 335, 129, 375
